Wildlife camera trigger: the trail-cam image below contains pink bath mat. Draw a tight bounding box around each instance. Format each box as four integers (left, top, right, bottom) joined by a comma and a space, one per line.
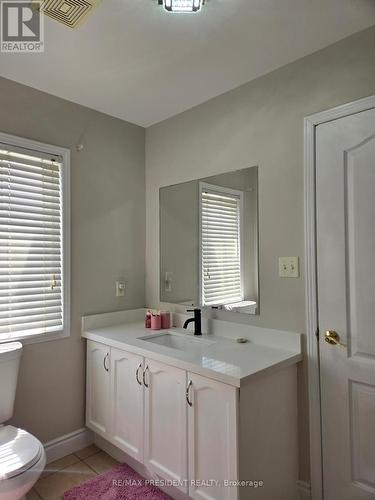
63, 463, 173, 500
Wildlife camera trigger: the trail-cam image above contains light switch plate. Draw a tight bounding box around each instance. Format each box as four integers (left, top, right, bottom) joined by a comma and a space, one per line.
116, 280, 126, 297
165, 272, 173, 292
279, 257, 299, 278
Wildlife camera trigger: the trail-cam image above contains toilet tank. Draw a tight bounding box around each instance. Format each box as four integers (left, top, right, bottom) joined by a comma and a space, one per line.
0, 342, 22, 423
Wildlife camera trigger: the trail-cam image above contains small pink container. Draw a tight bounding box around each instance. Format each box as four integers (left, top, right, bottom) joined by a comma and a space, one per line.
161, 311, 171, 329
151, 314, 161, 330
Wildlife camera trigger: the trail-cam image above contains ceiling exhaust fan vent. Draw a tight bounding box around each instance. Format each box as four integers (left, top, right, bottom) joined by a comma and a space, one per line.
36, 0, 100, 28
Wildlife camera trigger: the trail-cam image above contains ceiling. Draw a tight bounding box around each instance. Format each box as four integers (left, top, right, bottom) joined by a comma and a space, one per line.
1, 0, 375, 127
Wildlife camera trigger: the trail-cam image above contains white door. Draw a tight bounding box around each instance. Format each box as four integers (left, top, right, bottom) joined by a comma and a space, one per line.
187, 373, 238, 500
110, 348, 144, 462
86, 340, 110, 437
144, 359, 188, 493
316, 107, 375, 499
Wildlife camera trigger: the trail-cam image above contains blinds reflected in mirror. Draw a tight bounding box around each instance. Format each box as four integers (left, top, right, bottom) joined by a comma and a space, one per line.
200, 183, 243, 306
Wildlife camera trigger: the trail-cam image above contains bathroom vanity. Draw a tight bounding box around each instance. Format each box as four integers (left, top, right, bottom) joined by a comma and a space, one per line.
82, 309, 302, 500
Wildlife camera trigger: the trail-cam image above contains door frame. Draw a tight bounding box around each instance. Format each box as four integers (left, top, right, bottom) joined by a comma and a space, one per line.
304, 94, 375, 500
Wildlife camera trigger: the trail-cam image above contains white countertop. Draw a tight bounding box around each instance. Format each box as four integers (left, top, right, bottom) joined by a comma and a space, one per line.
82, 309, 302, 387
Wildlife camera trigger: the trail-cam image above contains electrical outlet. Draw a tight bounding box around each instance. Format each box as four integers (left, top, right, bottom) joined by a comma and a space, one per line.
116, 280, 126, 297
279, 257, 299, 278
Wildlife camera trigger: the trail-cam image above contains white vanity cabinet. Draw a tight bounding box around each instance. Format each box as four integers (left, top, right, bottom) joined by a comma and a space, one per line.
110, 348, 144, 462
188, 373, 238, 500
144, 359, 188, 493
86, 337, 299, 500
86, 341, 110, 437
86, 343, 144, 461
86, 340, 238, 497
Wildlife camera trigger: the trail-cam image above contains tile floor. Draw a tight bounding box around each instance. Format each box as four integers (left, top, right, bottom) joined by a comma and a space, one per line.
27, 445, 119, 500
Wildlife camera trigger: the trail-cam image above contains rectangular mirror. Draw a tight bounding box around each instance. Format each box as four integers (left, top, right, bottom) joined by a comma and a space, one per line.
160, 167, 259, 315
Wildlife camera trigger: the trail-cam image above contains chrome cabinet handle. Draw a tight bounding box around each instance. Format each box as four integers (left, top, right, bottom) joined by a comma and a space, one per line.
186, 380, 193, 407
103, 353, 109, 372
143, 365, 149, 388
136, 363, 143, 385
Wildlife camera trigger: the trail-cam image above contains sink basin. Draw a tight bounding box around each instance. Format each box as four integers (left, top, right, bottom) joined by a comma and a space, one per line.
138, 331, 214, 352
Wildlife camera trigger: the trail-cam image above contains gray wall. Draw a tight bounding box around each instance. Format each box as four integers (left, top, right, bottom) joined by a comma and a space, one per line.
145, 26, 375, 482
0, 76, 145, 443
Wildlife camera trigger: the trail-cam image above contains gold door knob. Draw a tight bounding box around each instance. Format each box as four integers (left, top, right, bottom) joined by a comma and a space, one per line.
324, 330, 346, 347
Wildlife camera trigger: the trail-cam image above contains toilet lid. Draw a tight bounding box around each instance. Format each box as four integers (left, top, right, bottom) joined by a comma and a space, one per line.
0, 425, 43, 480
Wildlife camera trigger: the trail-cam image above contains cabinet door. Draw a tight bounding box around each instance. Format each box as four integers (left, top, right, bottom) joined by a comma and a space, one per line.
86, 341, 110, 437
110, 348, 144, 462
144, 359, 188, 493
188, 373, 238, 500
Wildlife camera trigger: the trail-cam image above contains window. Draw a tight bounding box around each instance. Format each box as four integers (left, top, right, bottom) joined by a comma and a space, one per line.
200, 182, 243, 306
0, 135, 70, 342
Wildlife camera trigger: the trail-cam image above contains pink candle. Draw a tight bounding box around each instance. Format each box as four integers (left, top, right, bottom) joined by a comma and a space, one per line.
151, 314, 161, 330
161, 311, 171, 329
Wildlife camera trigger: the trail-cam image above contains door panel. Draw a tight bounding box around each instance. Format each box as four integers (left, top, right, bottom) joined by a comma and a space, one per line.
86, 341, 110, 437
345, 137, 375, 359
144, 359, 187, 493
188, 373, 238, 500
110, 348, 144, 462
350, 381, 375, 491
316, 107, 375, 499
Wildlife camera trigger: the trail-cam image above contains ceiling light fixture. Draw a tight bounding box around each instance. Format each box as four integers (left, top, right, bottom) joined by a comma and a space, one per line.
159, 0, 204, 13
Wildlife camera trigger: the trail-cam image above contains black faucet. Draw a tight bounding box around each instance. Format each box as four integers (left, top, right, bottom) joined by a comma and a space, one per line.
183, 308, 202, 336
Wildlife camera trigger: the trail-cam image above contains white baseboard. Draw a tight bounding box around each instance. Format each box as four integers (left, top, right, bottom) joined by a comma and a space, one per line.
43, 428, 94, 463
297, 480, 311, 500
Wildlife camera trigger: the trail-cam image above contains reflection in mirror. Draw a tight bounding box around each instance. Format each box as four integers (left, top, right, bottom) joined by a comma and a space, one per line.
160, 167, 259, 315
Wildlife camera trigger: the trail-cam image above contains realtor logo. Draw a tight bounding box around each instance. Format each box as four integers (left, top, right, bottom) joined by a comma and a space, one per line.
1, 1, 44, 52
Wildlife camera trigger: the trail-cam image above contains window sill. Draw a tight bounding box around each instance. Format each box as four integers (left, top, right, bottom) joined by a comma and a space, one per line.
0, 329, 70, 346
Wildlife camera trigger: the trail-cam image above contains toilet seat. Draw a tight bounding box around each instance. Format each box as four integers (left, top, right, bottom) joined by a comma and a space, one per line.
0, 426, 44, 480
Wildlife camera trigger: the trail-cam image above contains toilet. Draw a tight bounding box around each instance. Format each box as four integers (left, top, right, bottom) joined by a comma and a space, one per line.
0, 342, 46, 500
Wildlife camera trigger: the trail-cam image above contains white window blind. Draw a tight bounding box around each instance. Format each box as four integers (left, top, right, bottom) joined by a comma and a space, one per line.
0, 144, 64, 340
200, 183, 243, 306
